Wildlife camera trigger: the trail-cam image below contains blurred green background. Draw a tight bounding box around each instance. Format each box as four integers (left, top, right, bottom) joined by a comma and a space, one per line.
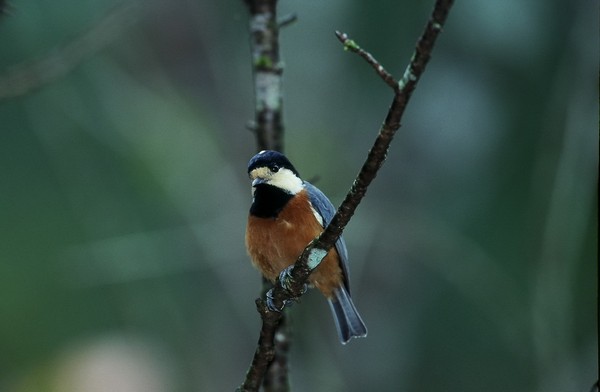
0, 0, 597, 391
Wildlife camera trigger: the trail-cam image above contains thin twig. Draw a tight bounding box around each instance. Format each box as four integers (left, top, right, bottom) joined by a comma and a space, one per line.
335, 30, 398, 91
278, 13, 297, 29
240, 1, 454, 388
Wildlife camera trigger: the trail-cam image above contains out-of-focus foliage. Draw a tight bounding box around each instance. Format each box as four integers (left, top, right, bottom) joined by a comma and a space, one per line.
0, 1, 596, 391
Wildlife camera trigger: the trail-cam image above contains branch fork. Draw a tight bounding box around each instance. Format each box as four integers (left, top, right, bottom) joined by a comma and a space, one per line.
239, 1, 454, 390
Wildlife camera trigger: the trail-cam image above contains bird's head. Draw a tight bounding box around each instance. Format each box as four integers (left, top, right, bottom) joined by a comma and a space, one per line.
247, 150, 302, 194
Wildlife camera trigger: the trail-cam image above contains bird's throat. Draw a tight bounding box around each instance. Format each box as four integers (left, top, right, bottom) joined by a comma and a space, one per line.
250, 184, 294, 218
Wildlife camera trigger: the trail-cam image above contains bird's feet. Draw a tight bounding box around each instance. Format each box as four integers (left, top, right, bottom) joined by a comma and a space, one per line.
265, 288, 288, 312
265, 266, 308, 312
278, 265, 308, 295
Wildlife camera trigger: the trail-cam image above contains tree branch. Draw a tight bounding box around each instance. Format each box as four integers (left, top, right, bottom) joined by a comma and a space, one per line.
266, 0, 454, 315
241, 1, 291, 391
244, 0, 286, 153
239, 0, 454, 390
335, 31, 398, 91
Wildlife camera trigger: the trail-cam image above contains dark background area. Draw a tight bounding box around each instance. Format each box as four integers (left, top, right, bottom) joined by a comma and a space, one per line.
0, 1, 597, 391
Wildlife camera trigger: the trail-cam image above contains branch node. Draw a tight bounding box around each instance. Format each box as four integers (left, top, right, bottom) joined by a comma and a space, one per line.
335, 31, 360, 52
335, 30, 398, 91
306, 247, 328, 270
398, 65, 417, 91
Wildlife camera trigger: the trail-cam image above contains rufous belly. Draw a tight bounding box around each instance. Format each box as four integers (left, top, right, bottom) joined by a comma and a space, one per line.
246, 191, 342, 298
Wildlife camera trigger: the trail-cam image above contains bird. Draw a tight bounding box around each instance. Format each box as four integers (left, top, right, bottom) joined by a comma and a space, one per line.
245, 150, 367, 344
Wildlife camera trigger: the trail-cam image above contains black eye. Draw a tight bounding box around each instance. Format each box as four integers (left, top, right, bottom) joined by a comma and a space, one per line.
269, 164, 279, 173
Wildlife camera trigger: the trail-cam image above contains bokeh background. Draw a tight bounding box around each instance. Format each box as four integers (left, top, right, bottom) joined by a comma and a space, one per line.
0, 1, 597, 391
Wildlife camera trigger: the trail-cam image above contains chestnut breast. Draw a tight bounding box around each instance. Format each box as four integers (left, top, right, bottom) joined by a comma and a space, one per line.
246, 189, 343, 298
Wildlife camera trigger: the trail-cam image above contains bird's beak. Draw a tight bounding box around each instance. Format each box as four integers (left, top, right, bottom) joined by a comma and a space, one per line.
252, 178, 267, 187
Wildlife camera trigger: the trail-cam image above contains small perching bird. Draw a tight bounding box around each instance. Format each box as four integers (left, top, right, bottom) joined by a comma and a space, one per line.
245, 150, 367, 344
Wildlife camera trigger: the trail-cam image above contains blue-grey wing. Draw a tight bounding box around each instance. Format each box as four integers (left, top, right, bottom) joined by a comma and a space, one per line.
304, 181, 351, 292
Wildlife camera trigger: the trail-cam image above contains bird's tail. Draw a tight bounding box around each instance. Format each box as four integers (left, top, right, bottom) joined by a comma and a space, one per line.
328, 286, 367, 344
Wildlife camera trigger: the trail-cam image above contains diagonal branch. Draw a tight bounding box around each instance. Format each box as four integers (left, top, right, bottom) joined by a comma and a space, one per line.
267, 0, 454, 315
239, 0, 454, 390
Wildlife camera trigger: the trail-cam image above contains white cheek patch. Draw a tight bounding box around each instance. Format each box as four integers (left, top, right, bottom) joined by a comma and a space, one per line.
269, 169, 303, 194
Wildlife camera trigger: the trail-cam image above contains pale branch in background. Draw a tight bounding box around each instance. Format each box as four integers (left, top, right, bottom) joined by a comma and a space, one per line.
0, 3, 137, 100
244, 0, 287, 153
241, 1, 292, 391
